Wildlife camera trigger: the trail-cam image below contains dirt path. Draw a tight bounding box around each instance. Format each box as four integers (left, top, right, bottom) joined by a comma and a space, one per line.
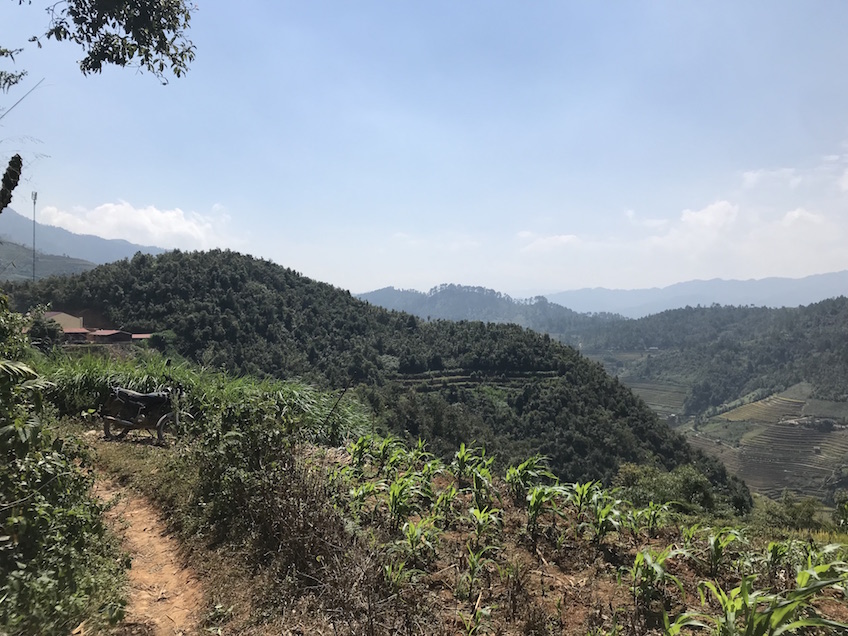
94, 479, 204, 636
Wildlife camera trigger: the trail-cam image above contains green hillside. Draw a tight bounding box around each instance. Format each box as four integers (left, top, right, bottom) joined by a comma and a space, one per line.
581, 302, 848, 414
0, 239, 96, 281
358, 284, 621, 345
7, 249, 748, 508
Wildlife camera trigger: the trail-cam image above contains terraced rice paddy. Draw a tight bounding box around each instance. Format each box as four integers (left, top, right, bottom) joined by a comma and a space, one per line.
688, 421, 848, 499
624, 381, 688, 417
720, 395, 805, 423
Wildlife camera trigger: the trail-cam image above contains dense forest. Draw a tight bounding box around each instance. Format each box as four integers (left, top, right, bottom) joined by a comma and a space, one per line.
358, 284, 621, 345
580, 302, 848, 413
359, 285, 848, 416
8, 249, 748, 509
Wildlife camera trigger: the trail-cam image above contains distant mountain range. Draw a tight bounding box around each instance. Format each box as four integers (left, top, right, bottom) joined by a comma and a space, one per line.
544, 273, 848, 317
0, 208, 165, 265
361, 272, 848, 320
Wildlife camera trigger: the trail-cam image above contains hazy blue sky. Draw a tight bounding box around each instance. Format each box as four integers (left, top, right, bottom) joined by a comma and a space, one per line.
3, 2, 848, 296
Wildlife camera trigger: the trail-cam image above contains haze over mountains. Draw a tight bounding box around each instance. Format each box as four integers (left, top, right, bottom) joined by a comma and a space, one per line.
2, 205, 845, 315
361, 271, 848, 320
0, 208, 165, 265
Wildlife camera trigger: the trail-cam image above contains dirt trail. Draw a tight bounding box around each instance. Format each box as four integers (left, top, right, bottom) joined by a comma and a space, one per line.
94, 479, 204, 636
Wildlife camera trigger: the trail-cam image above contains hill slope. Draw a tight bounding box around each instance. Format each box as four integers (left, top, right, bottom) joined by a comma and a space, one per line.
7, 249, 748, 508
358, 284, 621, 346
0, 238, 96, 281
0, 208, 165, 264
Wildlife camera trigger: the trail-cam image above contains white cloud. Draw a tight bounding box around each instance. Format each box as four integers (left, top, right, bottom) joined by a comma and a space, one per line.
520, 233, 579, 253
679, 200, 738, 231
38, 200, 242, 250
838, 169, 848, 192
625, 209, 669, 229
742, 168, 802, 189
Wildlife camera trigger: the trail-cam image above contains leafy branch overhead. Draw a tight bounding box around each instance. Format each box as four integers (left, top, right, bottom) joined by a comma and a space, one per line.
12, 0, 196, 81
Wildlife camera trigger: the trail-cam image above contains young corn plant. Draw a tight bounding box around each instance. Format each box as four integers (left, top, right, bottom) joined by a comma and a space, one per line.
387, 474, 418, 533
696, 565, 848, 636
468, 506, 502, 550
460, 544, 497, 603
704, 528, 743, 578
505, 454, 556, 504
433, 483, 459, 529
568, 480, 603, 522
373, 435, 401, 475
471, 464, 495, 510
585, 489, 624, 545
453, 442, 480, 488
458, 604, 493, 636
346, 434, 372, 475
629, 546, 687, 628
526, 484, 561, 537
629, 501, 671, 539
399, 516, 440, 566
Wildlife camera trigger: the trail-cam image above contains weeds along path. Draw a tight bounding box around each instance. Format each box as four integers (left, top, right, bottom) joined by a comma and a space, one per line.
94, 478, 204, 636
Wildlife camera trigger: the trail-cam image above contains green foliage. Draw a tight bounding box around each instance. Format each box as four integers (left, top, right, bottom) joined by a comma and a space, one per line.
25, 0, 195, 80
8, 249, 746, 507
629, 546, 686, 625
695, 567, 848, 636
505, 454, 555, 503
0, 296, 125, 634
704, 528, 744, 578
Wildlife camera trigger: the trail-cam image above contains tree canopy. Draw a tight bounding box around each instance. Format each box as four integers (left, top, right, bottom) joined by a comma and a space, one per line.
3, 0, 195, 88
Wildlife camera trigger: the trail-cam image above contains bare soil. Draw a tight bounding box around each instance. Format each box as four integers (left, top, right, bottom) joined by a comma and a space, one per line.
94, 478, 204, 636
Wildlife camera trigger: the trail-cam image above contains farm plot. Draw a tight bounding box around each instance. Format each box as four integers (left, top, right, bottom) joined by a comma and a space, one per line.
720, 395, 805, 423
624, 381, 688, 417
687, 421, 848, 500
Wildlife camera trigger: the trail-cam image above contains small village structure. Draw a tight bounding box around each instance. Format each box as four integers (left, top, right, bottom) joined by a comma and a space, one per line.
40, 312, 151, 345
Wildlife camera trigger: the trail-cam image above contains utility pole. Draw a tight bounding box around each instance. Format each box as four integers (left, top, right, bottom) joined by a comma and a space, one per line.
32, 191, 37, 281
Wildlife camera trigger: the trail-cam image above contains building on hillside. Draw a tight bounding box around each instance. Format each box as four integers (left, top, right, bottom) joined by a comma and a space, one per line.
44, 311, 84, 330
63, 327, 92, 343
132, 333, 153, 342
89, 329, 133, 344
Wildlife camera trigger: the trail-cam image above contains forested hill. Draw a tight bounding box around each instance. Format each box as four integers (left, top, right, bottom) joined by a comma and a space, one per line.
357, 284, 621, 345
580, 300, 848, 413
8, 249, 749, 508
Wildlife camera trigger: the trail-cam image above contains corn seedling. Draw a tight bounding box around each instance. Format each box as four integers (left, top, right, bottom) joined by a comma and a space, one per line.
471, 464, 495, 510
705, 528, 743, 578
505, 454, 556, 503
585, 489, 624, 545
568, 480, 603, 521
461, 543, 497, 603
469, 506, 502, 549
526, 485, 561, 537
346, 434, 372, 474
629, 546, 687, 626
400, 516, 440, 566
433, 483, 459, 529
459, 603, 493, 636
697, 566, 848, 636
387, 474, 418, 533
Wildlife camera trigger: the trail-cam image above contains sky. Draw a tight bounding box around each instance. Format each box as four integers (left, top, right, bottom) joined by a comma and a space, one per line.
2, 2, 848, 297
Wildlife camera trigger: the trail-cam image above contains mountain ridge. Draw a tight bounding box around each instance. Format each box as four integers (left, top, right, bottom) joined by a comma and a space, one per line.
0, 208, 166, 264
362, 271, 848, 319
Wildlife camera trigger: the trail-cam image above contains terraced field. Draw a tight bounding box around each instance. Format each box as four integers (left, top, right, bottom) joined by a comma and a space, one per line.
688, 422, 848, 500
624, 381, 688, 417
720, 395, 805, 423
